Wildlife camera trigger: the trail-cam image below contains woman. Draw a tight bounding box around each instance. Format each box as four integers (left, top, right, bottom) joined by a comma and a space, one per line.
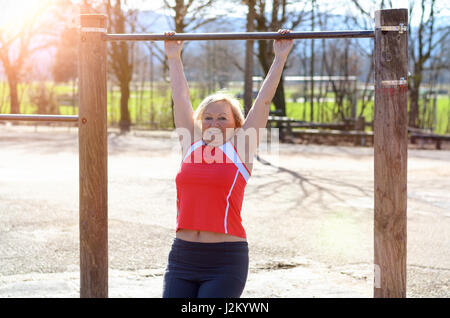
163, 29, 293, 298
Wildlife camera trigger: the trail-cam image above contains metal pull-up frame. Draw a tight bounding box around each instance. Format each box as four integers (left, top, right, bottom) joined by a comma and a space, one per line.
104, 30, 375, 41
0, 8, 408, 299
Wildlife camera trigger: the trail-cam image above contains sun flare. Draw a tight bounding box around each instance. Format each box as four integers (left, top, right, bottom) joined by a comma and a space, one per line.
0, 0, 48, 33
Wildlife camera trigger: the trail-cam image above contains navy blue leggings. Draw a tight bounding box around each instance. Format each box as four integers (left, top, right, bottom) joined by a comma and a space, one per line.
163, 238, 249, 298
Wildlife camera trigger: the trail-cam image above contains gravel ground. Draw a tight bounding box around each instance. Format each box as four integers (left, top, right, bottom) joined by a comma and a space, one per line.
0, 124, 449, 298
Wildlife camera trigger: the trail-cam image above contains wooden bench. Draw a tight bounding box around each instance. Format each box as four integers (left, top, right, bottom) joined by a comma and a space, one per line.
267, 115, 351, 134
267, 115, 369, 145
409, 130, 450, 150
291, 128, 374, 146
267, 117, 450, 149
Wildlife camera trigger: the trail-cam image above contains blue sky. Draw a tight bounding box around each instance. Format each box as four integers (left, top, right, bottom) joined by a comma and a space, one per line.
2, 0, 446, 32
127, 0, 448, 27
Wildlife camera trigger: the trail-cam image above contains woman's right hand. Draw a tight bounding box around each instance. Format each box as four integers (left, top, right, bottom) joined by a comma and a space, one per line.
273, 29, 293, 59
164, 31, 184, 59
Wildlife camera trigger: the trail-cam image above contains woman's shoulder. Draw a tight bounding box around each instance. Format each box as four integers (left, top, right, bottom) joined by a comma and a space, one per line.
228, 133, 253, 175
178, 125, 203, 159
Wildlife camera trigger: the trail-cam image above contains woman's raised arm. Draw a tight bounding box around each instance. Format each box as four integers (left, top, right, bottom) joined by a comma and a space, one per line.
240, 29, 293, 148
164, 32, 195, 142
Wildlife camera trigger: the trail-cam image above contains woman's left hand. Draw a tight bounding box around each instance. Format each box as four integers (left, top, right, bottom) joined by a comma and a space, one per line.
274, 29, 293, 59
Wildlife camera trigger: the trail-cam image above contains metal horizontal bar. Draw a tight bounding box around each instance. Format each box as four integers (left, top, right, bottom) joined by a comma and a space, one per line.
104, 30, 374, 41
0, 114, 79, 122
254, 75, 358, 81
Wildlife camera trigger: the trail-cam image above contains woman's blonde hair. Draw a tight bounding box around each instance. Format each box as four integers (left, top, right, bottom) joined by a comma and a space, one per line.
193, 93, 245, 129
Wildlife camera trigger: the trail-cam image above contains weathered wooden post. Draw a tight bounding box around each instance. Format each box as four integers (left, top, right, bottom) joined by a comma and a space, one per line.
373, 8, 408, 298
78, 14, 108, 298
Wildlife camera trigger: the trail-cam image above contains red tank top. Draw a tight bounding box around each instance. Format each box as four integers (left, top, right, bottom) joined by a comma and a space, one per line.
175, 139, 251, 238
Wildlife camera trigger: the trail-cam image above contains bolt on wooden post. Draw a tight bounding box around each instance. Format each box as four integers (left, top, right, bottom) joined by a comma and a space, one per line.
373, 9, 408, 298
78, 14, 108, 298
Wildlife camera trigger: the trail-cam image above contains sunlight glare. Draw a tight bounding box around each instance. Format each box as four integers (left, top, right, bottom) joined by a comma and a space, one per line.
0, 0, 46, 32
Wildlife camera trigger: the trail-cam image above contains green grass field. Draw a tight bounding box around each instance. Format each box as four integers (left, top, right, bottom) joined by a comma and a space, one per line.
1, 82, 448, 134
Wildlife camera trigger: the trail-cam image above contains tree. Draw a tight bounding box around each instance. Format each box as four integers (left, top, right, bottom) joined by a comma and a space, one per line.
161, 0, 222, 126
81, 0, 139, 132
408, 0, 449, 128
53, 27, 78, 83
52, 22, 79, 115
0, 1, 53, 114
321, 39, 360, 121
350, 0, 449, 128
316, 6, 367, 124
105, 0, 139, 133
252, 0, 308, 116
29, 82, 59, 115
190, 36, 241, 93
309, 0, 316, 122
243, 0, 256, 117
162, 0, 221, 34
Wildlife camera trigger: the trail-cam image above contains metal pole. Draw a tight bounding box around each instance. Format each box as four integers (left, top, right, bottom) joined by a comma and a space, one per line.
104, 30, 374, 42
0, 114, 78, 122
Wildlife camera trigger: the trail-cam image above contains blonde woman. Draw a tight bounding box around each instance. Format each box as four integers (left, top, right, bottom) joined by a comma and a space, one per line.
163, 30, 293, 298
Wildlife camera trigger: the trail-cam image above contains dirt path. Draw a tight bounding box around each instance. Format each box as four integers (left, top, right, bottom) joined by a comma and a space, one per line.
0, 124, 448, 297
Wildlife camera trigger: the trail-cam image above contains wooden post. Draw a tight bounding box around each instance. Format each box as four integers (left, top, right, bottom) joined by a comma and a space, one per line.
373, 9, 408, 298
78, 14, 108, 298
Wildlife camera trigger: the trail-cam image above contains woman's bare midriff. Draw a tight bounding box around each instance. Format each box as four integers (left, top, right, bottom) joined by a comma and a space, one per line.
176, 229, 247, 243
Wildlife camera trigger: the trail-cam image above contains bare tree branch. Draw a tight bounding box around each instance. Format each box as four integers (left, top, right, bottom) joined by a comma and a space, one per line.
349, 0, 371, 18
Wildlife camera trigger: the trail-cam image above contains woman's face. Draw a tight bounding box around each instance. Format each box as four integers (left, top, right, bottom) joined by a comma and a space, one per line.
202, 101, 236, 146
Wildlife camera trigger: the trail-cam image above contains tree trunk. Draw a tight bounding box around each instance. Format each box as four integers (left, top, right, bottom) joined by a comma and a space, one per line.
119, 81, 131, 132
106, 0, 134, 134
310, 0, 315, 122
257, 40, 286, 116
244, 0, 256, 117
272, 77, 286, 116
7, 72, 20, 114
408, 81, 420, 128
